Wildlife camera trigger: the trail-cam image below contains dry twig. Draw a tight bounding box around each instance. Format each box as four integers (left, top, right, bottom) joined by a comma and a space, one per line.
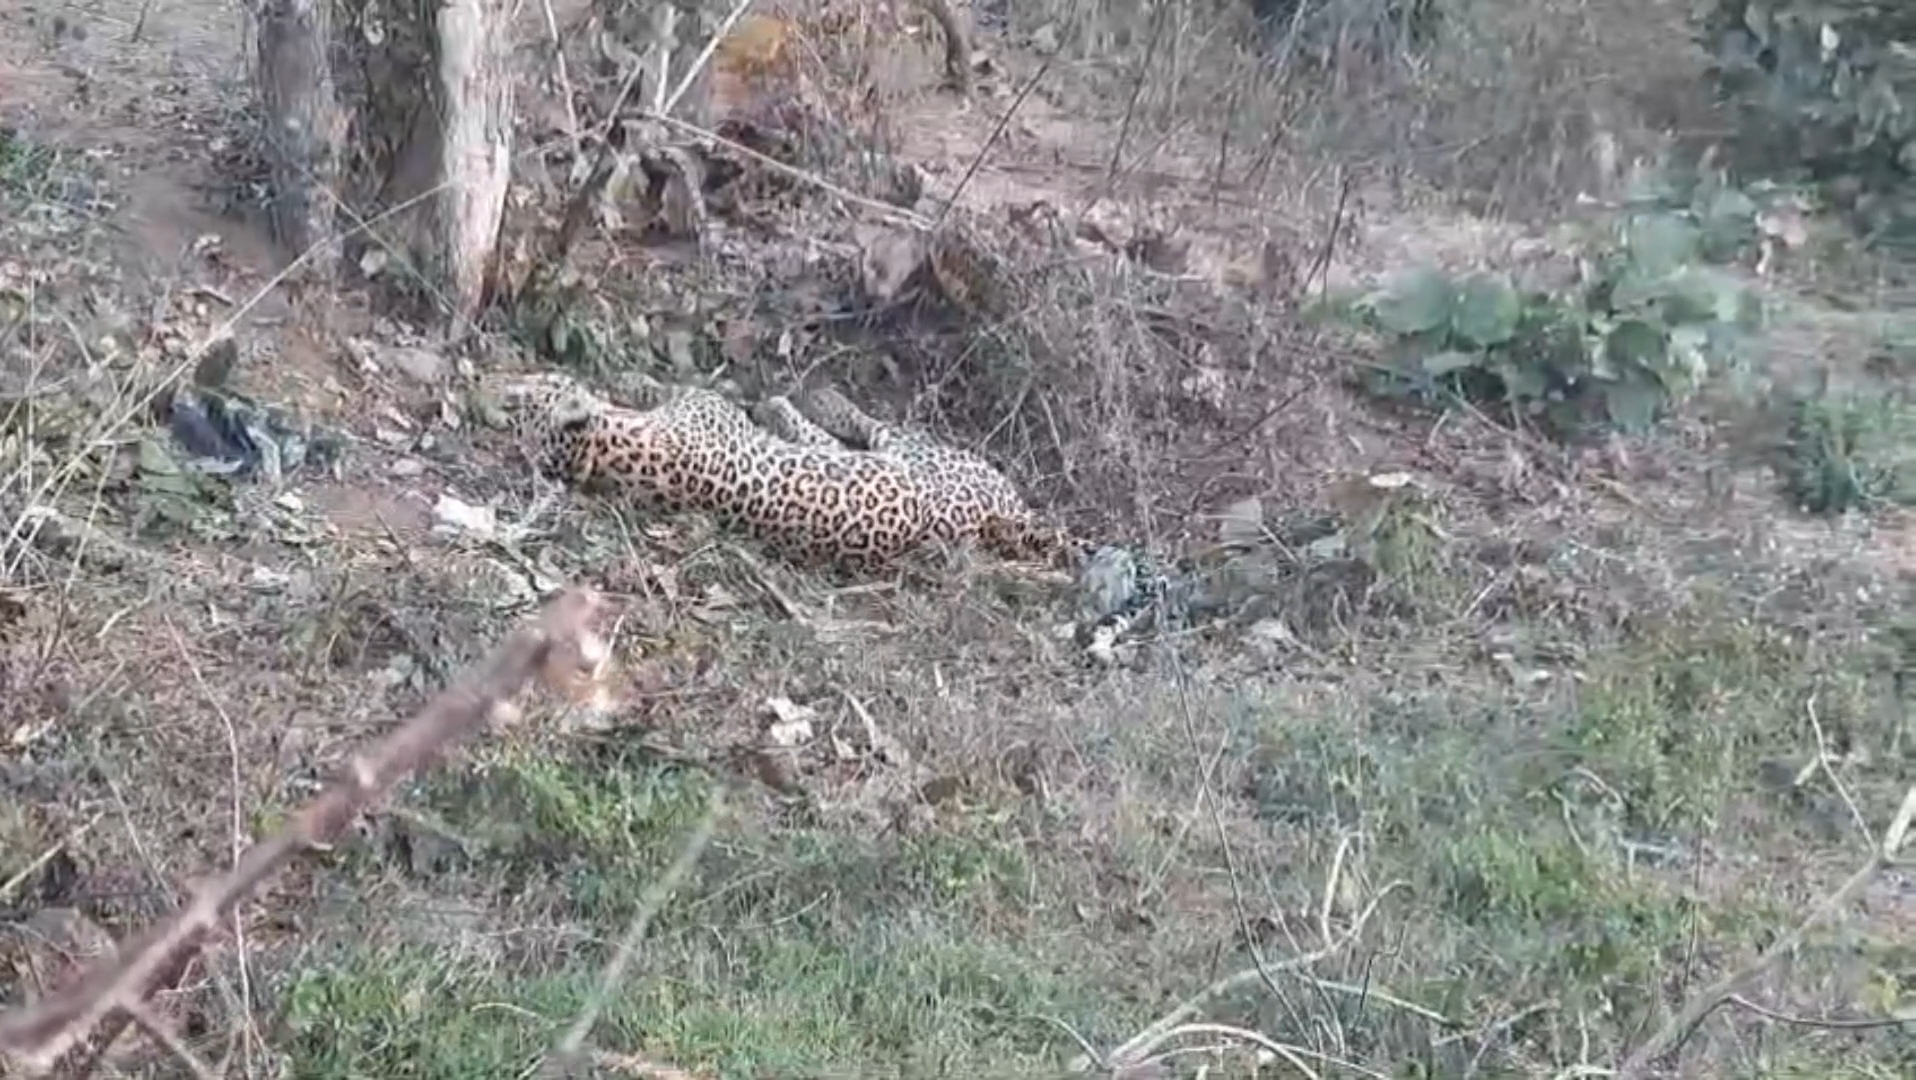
1097, 648, 1422, 1074
538, 0, 584, 159
0, 588, 611, 1076
1724, 993, 1913, 1031
1616, 783, 1916, 1076
932, 54, 1052, 231
1801, 693, 1874, 845
540, 789, 725, 1077
1136, 1021, 1389, 1079
1079, 0, 1170, 227
642, 111, 929, 227
0, 815, 101, 906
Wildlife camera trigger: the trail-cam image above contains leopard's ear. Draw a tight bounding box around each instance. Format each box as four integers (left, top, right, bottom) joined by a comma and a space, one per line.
466, 383, 513, 430
548, 391, 606, 432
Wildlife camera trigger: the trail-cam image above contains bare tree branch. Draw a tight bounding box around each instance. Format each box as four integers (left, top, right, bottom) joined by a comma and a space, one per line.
1617, 783, 1916, 1077
0, 588, 611, 1076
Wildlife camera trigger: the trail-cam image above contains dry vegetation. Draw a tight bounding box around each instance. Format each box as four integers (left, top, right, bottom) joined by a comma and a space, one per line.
2, 0, 1913, 1077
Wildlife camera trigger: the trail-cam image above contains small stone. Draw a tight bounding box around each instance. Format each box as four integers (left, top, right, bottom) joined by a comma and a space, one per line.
387, 345, 446, 385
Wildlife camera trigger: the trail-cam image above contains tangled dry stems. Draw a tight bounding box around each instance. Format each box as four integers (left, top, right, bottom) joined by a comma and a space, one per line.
1616, 783, 1916, 1078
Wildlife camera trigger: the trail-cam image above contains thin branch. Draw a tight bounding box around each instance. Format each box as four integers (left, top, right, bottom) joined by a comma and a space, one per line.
932, 54, 1052, 231
1804, 693, 1873, 848
1142, 1021, 1390, 1080
538, 0, 584, 160
123, 999, 213, 1080
540, 789, 724, 1076
1079, 0, 1169, 227
0, 814, 101, 904
166, 619, 263, 1075
1725, 994, 1914, 1032
1303, 168, 1353, 301
635, 111, 929, 227
0, 589, 610, 1076
1297, 973, 1453, 1028
1146, 1022, 1325, 1079
661, 0, 759, 118
1106, 888, 1408, 1066
1320, 833, 1351, 948
1617, 783, 1916, 1076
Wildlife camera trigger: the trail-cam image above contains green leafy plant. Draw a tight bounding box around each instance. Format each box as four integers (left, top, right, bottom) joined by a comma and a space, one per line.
0, 127, 59, 197
1350, 205, 1763, 437
1698, 0, 1916, 254
1779, 388, 1916, 515
1620, 165, 1817, 270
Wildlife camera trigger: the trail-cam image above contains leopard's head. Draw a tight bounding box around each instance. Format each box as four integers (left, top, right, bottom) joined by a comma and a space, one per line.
977, 515, 1094, 571
472, 370, 607, 478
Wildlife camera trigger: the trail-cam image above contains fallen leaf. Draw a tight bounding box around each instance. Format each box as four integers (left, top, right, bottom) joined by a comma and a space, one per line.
432, 495, 496, 540
762, 696, 817, 746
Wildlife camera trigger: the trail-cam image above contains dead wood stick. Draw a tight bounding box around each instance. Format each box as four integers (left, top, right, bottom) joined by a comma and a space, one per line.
1617, 783, 1916, 1077
0, 587, 609, 1076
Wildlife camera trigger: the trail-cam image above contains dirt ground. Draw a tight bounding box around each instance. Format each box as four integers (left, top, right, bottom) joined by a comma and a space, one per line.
2, 0, 1913, 1077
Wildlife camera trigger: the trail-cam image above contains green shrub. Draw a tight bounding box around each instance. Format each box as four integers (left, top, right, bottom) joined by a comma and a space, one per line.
1348, 195, 1765, 438
1780, 387, 1916, 514
1698, 0, 1916, 254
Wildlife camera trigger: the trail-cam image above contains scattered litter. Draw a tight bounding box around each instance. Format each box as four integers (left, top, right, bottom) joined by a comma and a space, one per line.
1084, 621, 1122, 666
372, 652, 418, 691
1216, 496, 1265, 549
431, 495, 497, 540
762, 697, 817, 746
1246, 617, 1298, 649
164, 385, 337, 484
842, 690, 907, 765
8, 717, 52, 749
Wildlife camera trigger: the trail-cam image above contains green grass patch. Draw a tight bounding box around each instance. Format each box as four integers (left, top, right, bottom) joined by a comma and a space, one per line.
1781, 386, 1916, 515
279, 742, 1121, 1076
274, 594, 1905, 1077
280, 923, 1091, 1078
1240, 602, 1901, 1067
0, 127, 60, 200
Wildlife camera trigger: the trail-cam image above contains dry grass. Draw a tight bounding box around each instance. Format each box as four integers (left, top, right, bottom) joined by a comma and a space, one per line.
990, 0, 1720, 218
3, 0, 1915, 1077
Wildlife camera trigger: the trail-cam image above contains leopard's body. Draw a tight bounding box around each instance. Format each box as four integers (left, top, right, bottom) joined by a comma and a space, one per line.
757, 385, 1083, 565
479, 371, 1087, 573
750, 396, 843, 450
793, 386, 1033, 529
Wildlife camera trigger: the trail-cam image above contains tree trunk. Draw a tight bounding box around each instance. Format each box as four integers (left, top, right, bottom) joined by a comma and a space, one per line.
252, 0, 345, 281
434, 0, 516, 326
251, 0, 514, 330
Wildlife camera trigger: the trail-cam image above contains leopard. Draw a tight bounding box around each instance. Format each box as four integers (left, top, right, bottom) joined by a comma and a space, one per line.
748, 395, 844, 450
475, 369, 1090, 574
793, 385, 1032, 523
751, 384, 1089, 566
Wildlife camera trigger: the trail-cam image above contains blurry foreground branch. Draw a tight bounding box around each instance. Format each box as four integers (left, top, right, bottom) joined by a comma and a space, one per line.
1619, 783, 1916, 1077
0, 588, 612, 1076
